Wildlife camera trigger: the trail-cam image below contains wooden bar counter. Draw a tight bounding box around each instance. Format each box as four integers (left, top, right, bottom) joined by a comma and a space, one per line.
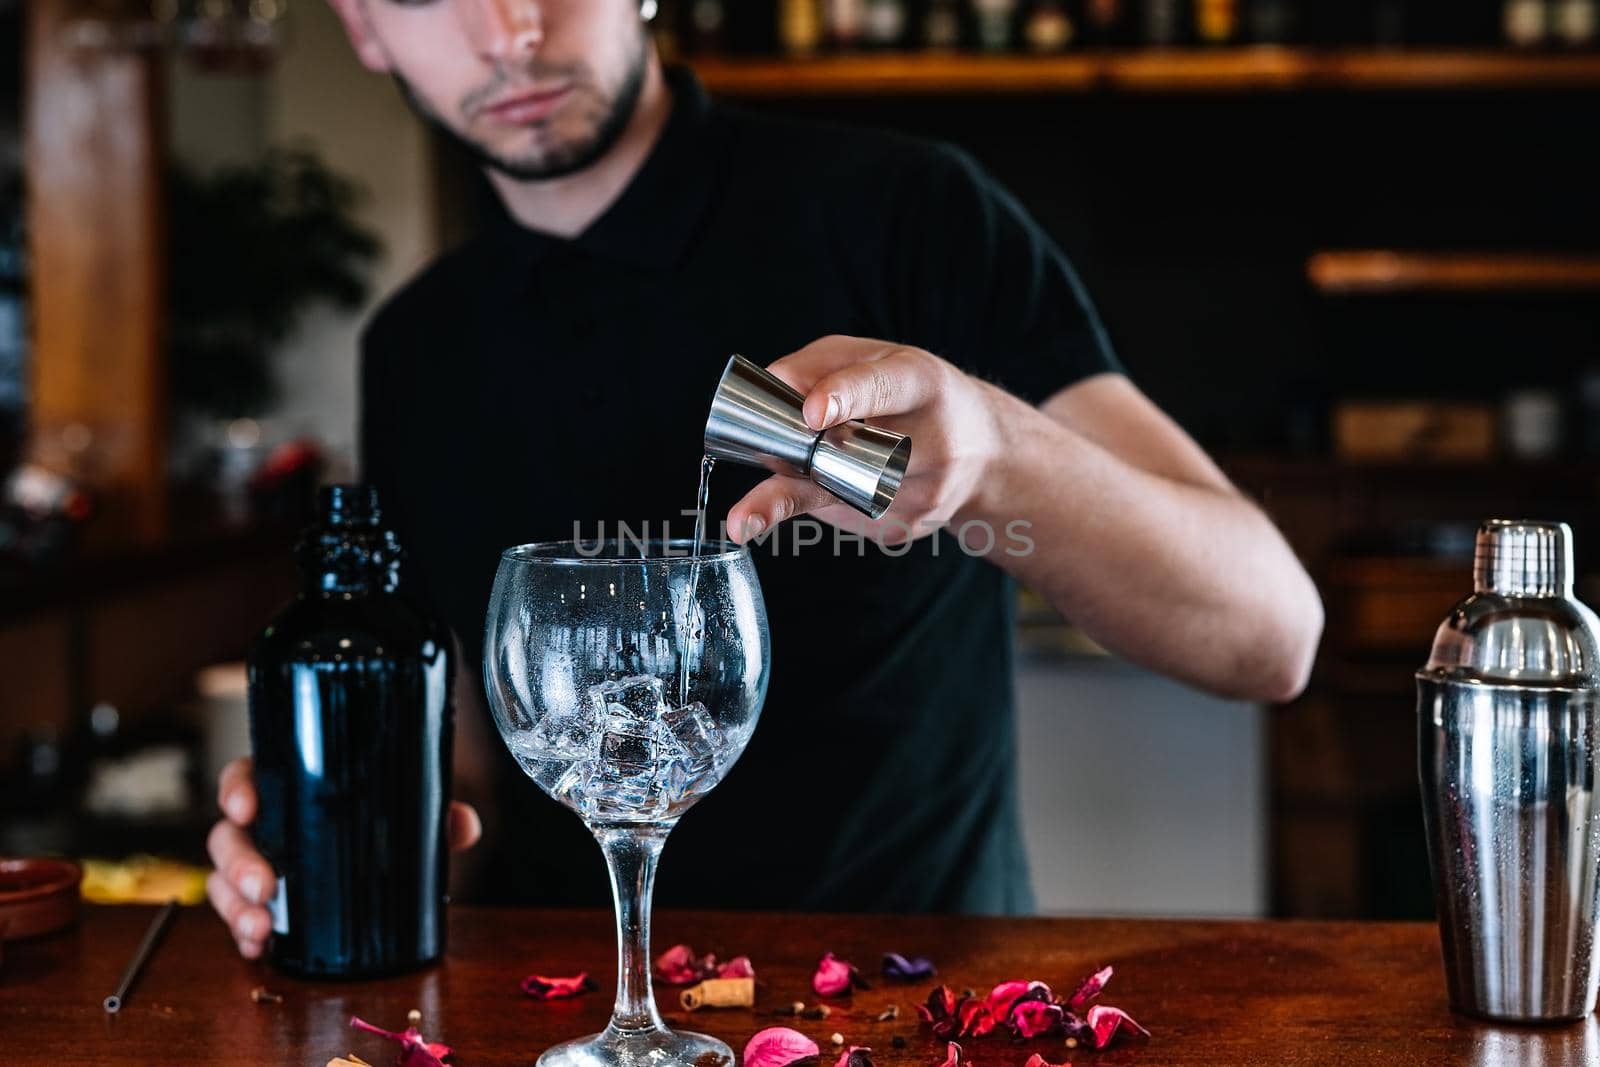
4, 905, 1596, 1065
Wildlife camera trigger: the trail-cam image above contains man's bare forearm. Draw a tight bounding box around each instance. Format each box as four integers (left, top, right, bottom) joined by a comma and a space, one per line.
957, 384, 1323, 703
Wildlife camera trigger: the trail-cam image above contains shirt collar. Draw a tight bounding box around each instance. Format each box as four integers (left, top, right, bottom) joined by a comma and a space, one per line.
494, 65, 721, 275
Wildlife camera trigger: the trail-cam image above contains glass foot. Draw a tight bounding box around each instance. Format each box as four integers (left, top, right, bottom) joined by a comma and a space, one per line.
536, 1027, 733, 1067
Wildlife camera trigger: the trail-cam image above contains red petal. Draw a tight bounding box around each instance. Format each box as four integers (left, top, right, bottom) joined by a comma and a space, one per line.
744, 1027, 822, 1067
1009, 1000, 1064, 1039
718, 955, 756, 979
520, 972, 597, 1000
655, 944, 718, 985
349, 1016, 452, 1067
812, 952, 866, 997
1086, 1004, 1150, 1049
937, 1041, 966, 1067
1024, 1055, 1065, 1067
984, 979, 1031, 1019
955, 997, 995, 1038
1067, 965, 1114, 1012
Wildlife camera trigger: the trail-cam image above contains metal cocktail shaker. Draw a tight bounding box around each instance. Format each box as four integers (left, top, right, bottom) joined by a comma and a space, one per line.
1418, 519, 1600, 1021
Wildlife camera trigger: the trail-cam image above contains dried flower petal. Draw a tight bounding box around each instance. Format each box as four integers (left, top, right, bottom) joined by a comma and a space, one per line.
520, 972, 597, 1000
1085, 1004, 1150, 1049
1009, 1000, 1063, 1039
1023, 1055, 1065, 1067
655, 944, 714, 985
955, 996, 996, 1038
1066, 966, 1113, 1013
834, 1046, 873, 1067
937, 1041, 967, 1067
882, 952, 936, 981
916, 985, 960, 1038
813, 952, 869, 997
744, 1027, 822, 1067
718, 955, 756, 979
348, 1015, 452, 1067
986, 979, 1052, 1022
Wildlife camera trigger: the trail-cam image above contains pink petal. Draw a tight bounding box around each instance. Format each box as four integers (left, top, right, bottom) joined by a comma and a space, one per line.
744, 1027, 822, 1067
1086, 1004, 1150, 1049
520, 972, 597, 1000
812, 952, 866, 997
834, 1046, 873, 1067
1009, 1000, 1063, 1039
956, 997, 995, 1038
655, 944, 716, 985
1024, 1056, 1065, 1067
349, 1016, 452, 1067
1067, 965, 1114, 1012
937, 1041, 966, 1067
984, 979, 1032, 1019
717, 955, 756, 979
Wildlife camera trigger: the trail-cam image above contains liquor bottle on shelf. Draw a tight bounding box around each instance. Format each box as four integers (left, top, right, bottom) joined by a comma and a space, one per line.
863, 0, 909, 47
248, 485, 455, 978
827, 0, 866, 48
1554, 0, 1598, 44
1143, 0, 1187, 43
971, 0, 1021, 49
1193, 0, 1239, 42
923, 0, 965, 47
1247, 0, 1296, 42
780, 0, 825, 54
687, 0, 727, 52
1024, 0, 1077, 48
1503, 0, 1548, 44
1083, 0, 1133, 44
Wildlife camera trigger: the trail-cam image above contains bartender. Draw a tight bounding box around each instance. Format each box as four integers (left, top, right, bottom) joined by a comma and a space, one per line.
206, 0, 1323, 956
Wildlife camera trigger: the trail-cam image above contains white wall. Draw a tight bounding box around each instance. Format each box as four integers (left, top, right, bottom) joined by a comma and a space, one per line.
1015, 654, 1267, 916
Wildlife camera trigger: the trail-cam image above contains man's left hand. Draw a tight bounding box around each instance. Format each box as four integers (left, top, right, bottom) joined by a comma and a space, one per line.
724, 336, 1004, 546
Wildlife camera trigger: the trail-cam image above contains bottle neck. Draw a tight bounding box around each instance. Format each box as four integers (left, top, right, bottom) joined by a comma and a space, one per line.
297, 526, 402, 598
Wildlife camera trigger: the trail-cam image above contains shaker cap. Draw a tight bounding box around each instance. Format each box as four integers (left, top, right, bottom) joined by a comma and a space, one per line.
1474, 519, 1572, 597
1421, 519, 1600, 688
318, 484, 382, 529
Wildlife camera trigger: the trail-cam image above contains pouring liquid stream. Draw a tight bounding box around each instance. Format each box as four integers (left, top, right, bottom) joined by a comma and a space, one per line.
679, 453, 716, 706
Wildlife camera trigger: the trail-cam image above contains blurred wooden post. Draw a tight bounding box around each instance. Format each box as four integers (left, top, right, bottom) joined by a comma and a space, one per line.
24, 0, 167, 543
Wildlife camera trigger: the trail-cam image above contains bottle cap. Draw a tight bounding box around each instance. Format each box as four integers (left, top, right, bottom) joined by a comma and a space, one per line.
319, 484, 382, 529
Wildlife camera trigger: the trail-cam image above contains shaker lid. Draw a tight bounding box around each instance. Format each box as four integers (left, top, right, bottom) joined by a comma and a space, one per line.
1420, 519, 1600, 688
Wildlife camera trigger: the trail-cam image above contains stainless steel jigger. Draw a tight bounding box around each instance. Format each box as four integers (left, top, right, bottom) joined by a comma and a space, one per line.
703, 354, 912, 519
1418, 519, 1600, 1022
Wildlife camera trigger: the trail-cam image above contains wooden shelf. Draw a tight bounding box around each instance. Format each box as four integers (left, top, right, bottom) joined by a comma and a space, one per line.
691, 49, 1600, 96
1307, 250, 1600, 294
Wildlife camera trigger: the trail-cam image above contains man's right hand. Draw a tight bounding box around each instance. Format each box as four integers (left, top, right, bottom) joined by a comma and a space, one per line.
205, 756, 484, 959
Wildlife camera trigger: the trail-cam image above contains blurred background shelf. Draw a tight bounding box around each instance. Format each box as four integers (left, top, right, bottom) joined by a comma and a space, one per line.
692, 49, 1600, 96
1309, 250, 1600, 294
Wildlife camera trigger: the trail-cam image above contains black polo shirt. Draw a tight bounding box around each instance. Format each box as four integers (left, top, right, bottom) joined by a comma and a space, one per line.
360, 67, 1121, 915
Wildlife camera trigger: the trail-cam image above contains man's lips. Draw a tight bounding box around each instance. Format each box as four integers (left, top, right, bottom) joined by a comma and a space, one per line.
481, 85, 573, 125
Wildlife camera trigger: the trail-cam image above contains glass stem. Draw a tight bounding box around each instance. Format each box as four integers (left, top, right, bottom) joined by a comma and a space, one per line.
597, 823, 671, 1036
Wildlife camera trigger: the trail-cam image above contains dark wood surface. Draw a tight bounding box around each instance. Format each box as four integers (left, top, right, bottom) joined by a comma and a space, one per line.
4, 905, 1600, 1065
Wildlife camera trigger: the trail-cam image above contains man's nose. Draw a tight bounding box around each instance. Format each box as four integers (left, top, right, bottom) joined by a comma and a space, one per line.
459, 0, 543, 63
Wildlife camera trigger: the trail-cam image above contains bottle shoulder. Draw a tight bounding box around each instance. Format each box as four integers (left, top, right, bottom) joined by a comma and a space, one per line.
251, 593, 450, 663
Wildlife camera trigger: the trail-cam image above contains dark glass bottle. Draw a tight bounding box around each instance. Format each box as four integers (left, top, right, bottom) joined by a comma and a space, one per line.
247, 484, 454, 978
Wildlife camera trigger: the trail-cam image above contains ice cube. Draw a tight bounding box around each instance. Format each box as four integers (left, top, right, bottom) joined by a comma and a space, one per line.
592, 674, 669, 726
657, 701, 719, 801
529, 689, 605, 759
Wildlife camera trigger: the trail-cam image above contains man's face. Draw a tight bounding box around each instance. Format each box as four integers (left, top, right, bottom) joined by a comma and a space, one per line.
336, 0, 649, 180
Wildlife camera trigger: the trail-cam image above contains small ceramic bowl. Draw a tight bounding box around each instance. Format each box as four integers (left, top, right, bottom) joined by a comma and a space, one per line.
0, 857, 82, 940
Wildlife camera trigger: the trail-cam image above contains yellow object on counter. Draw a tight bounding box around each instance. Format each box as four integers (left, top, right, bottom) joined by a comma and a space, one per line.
80, 855, 208, 905
679, 977, 755, 1011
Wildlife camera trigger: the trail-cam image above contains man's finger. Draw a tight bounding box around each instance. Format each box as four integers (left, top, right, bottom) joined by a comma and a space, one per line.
448, 802, 482, 852
764, 336, 898, 396
805, 346, 941, 429
726, 475, 843, 542
206, 819, 276, 905
206, 869, 272, 952
217, 756, 256, 826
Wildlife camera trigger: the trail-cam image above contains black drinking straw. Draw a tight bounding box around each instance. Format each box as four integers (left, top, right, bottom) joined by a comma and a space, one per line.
103, 899, 179, 1013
